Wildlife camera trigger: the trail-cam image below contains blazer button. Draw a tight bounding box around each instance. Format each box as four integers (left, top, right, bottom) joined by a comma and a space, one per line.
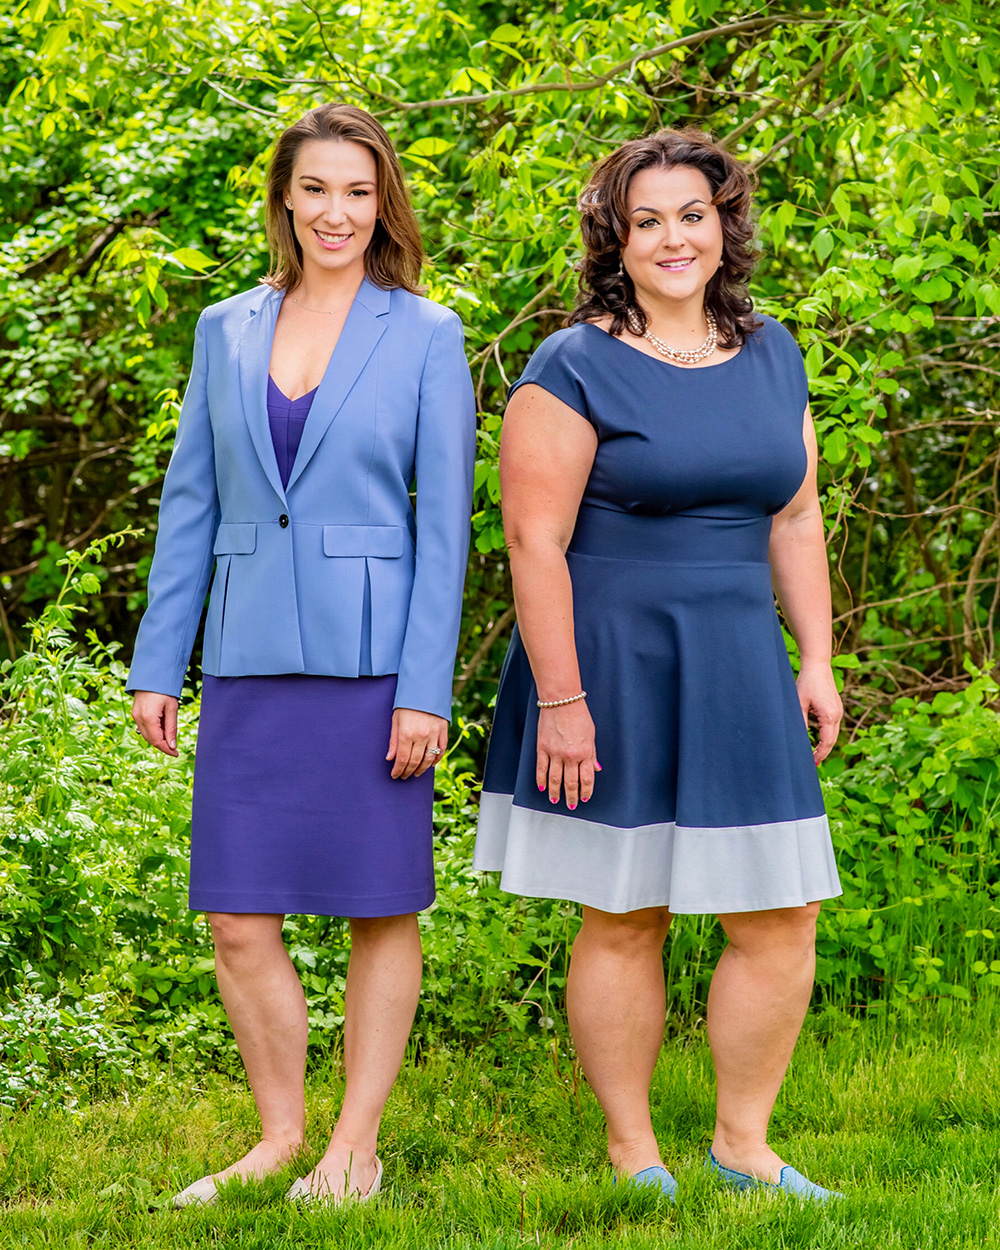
279, 514, 289, 528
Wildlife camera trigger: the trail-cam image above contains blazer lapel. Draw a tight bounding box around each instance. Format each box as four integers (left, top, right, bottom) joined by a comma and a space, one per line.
238, 286, 288, 502
283, 276, 391, 493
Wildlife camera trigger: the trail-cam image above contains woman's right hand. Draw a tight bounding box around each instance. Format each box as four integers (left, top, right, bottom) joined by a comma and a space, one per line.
536, 700, 600, 810
132, 691, 180, 757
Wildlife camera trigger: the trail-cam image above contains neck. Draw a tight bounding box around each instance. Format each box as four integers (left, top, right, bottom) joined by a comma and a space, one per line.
633, 289, 709, 338
294, 258, 367, 309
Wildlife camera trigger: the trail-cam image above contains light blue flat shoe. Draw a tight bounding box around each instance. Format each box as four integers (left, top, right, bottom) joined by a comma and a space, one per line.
706, 1149, 843, 1202
615, 1164, 678, 1203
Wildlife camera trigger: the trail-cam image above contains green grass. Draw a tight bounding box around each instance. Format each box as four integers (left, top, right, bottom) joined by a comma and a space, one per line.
3, 1011, 1000, 1248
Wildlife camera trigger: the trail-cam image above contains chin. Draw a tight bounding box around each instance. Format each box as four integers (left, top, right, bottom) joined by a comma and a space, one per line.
311, 248, 360, 268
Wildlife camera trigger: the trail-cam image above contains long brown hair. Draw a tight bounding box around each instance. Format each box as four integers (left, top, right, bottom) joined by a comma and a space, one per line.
568, 128, 761, 349
263, 104, 423, 293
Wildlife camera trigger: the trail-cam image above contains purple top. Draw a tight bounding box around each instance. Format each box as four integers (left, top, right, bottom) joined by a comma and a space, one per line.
267, 375, 318, 489
267, 373, 374, 674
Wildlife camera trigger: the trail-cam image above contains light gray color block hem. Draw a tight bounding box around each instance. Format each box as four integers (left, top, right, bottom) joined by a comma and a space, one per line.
473, 791, 842, 916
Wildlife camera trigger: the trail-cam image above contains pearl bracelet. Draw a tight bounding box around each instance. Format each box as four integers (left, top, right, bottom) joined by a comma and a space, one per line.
537, 691, 587, 708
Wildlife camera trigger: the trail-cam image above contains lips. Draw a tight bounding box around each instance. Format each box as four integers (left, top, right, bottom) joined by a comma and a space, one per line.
314, 229, 352, 250
657, 258, 695, 270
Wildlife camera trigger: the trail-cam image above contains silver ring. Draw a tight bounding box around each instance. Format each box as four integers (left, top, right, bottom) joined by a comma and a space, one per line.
425, 747, 442, 757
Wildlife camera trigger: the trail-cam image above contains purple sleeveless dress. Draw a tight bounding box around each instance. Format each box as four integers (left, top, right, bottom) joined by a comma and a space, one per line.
188, 376, 435, 918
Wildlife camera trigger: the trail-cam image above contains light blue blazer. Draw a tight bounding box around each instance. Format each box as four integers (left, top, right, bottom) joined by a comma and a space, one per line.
127, 276, 476, 721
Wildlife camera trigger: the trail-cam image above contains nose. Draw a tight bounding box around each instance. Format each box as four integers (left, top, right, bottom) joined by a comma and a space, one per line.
661, 222, 685, 250
320, 195, 349, 224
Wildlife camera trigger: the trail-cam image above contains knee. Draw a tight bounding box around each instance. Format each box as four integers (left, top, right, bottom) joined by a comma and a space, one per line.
580, 906, 672, 955
723, 901, 820, 958
208, 912, 280, 965
348, 912, 419, 944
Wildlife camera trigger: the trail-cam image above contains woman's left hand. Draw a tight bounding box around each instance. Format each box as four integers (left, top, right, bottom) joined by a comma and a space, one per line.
796, 659, 843, 765
387, 708, 448, 779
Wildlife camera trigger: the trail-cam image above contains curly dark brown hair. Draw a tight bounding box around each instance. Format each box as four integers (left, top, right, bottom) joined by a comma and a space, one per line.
567, 128, 761, 349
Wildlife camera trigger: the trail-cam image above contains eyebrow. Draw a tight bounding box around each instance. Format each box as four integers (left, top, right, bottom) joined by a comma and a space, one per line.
630, 199, 707, 214
297, 176, 377, 187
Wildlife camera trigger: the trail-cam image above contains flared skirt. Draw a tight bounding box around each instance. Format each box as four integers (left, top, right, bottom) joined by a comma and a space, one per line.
474, 510, 841, 915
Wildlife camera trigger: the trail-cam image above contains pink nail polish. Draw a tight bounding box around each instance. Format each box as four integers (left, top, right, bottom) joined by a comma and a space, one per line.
568, 803, 577, 810
550, 796, 557, 804
538, 783, 545, 791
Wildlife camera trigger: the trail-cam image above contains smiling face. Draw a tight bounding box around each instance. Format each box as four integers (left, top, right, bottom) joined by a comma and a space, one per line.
621, 164, 724, 311
284, 138, 379, 279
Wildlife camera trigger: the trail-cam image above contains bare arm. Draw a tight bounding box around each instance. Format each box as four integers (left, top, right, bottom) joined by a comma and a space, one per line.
769, 406, 843, 763
500, 383, 599, 808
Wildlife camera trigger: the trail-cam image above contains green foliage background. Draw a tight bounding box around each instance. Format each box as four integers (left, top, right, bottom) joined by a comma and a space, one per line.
1, 0, 999, 1103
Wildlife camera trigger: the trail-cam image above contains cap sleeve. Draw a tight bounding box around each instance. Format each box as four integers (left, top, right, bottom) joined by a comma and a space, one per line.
759, 316, 809, 415
507, 329, 594, 425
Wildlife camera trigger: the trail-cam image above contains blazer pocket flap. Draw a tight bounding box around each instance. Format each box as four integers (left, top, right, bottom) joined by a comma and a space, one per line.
323, 525, 404, 558
213, 523, 257, 555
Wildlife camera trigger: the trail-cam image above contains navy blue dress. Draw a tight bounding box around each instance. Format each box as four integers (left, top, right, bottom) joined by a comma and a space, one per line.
188, 377, 435, 918
473, 317, 842, 915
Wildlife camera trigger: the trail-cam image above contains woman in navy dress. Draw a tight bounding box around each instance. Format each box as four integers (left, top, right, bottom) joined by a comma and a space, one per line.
130, 105, 475, 1205
475, 129, 843, 1200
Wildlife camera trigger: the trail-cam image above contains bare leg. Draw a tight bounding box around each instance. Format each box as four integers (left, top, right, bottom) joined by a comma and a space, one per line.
708, 902, 820, 1180
299, 912, 422, 1199
566, 906, 674, 1176
207, 911, 308, 1181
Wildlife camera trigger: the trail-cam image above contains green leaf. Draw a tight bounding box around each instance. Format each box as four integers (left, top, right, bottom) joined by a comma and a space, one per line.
931, 193, 951, 216
169, 247, 214, 272
813, 229, 834, 262
919, 274, 953, 302
830, 185, 851, 223
959, 167, 980, 195
979, 283, 1000, 316
892, 255, 922, 283
832, 653, 861, 668
490, 23, 521, 43
824, 427, 848, 463
404, 137, 456, 158
40, 21, 70, 58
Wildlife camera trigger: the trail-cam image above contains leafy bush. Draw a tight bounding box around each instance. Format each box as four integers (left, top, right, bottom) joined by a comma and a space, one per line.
818, 669, 1000, 1015
0, 966, 134, 1110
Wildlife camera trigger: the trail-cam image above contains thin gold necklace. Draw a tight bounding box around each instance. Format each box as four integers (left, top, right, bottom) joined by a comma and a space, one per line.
291, 295, 347, 315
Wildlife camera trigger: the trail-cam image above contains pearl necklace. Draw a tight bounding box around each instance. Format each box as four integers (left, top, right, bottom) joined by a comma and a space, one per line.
626, 307, 718, 364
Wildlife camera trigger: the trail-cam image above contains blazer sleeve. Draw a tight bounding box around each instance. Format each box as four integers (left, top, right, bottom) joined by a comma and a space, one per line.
126, 312, 220, 697
392, 310, 476, 721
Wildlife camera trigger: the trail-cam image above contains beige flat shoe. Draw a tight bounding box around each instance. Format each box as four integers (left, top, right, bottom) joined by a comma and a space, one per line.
288, 1155, 382, 1206
172, 1173, 219, 1207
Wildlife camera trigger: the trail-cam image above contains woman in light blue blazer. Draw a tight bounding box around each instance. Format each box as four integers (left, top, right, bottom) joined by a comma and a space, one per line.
129, 104, 475, 1206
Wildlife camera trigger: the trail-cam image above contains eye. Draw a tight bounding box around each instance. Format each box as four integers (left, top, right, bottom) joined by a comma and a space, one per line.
305, 185, 324, 194
682, 212, 704, 223
348, 189, 371, 197
637, 217, 659, 228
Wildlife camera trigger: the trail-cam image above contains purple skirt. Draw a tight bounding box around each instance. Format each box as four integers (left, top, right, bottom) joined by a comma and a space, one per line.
189, 674, 435, 916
